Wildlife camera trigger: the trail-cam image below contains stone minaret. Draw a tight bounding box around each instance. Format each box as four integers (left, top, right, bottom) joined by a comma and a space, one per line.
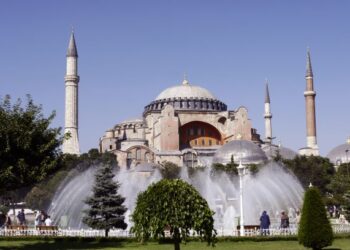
299, 49, 319, 156
62, 32, 80, 155
264, 80, 273, 144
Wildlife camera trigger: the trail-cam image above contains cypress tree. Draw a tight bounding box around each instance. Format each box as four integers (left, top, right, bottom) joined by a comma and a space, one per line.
83, 165, 127, 236
298, 186, 333, 250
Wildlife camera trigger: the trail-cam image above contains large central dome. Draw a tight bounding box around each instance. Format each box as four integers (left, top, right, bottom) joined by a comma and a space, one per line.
144, 79, 227, 115
155, 79, 216, 100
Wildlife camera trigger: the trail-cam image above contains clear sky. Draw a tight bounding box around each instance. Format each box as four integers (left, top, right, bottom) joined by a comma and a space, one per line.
1, 0, 349, 155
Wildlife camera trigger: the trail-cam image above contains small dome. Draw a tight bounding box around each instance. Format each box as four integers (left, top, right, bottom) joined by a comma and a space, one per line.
212, 140, 268, 165
155, 80, 216, 100
262, 144, 297, 160
327, 140, 350, 166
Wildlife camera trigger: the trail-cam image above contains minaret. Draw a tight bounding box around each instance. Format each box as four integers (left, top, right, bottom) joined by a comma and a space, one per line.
299, 49, 319, 156
264, 80, 273, 143
62, 31, 80, 155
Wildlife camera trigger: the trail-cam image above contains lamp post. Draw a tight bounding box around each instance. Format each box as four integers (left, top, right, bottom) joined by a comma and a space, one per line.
237, 161, 246, 236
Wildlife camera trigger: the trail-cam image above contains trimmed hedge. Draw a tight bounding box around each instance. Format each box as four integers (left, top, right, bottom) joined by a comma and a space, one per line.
0, 234, 349, 243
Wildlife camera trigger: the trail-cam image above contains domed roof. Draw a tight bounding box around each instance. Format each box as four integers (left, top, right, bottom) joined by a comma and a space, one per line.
212, 140, 268, 165
262, 144, 297, 160
155, 79, 216, 100
327, 138, 350, 166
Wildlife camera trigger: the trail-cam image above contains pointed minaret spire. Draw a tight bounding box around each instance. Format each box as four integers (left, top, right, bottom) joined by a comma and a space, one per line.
264, 79, 273, 143
67, 31, 78, 57
265, 79, 271, 103
299, 48, 319, 156
306, 47, 313, 78
63, 31, 80, 155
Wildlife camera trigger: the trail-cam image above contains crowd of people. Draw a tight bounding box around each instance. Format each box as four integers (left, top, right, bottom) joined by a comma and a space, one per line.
0, 209, 53, 228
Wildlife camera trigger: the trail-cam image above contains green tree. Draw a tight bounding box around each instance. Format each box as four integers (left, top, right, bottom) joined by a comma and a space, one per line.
342, 190, 350, 222
160, 161, 181, 179
327, 163, 350, 205
0, 95, 62, 192
131, 179, 216, 250
211, 155, 238, 178
298, 187, 333, 250
283, 156, 335, 195
83, 164, 127, 237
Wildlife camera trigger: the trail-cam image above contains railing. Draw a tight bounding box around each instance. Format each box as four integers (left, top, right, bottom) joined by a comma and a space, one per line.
0, 224, 349, 237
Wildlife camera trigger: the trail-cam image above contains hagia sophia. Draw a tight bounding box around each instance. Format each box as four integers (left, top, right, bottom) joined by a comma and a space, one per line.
62, 32, 350, 168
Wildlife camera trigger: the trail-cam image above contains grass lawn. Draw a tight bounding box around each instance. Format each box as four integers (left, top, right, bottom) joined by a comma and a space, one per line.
0, 239, 350, 250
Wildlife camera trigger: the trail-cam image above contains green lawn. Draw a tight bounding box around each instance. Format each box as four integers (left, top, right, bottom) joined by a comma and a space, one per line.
0, 239, 349, 250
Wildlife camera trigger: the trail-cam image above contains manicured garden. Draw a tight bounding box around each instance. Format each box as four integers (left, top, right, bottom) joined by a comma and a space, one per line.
1, 238, 350, 250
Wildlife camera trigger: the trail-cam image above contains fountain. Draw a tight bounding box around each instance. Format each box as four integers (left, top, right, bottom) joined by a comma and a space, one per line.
48, 161, 304, 232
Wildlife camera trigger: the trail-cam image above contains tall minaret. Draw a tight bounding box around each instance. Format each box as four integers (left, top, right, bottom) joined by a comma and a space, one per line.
299, 48, 319, 156
264, 80, 273, 144
62, 31, 80, 155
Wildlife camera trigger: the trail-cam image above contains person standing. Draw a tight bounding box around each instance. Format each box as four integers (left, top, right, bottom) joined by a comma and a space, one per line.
259, 211, 271, 235
280, 211, 290, 234
17, 209, 26, 226
45, 216, 52, 226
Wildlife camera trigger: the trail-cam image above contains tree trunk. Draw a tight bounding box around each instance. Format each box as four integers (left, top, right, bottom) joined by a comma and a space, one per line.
105, 228, 109, 237
173, 228, 181, 250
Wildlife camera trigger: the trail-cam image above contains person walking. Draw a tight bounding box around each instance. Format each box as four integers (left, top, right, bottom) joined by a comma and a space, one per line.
259, 211, 271, 235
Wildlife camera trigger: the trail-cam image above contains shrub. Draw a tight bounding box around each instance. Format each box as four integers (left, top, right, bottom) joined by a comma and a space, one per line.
298, 186, 333, 250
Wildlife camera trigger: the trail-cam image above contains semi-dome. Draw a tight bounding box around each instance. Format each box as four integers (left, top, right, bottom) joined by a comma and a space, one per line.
212, 140, 268, 165
327, 138, 350, 166
262, 144, 297, 160
156, 79, 216, 100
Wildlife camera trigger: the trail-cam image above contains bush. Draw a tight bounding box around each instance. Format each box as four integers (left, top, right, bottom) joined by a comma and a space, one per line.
298, 187, 333, 250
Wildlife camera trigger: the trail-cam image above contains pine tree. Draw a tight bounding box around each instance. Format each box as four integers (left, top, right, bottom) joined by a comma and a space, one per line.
298, 186, 333, 250
83, 165, 127, 236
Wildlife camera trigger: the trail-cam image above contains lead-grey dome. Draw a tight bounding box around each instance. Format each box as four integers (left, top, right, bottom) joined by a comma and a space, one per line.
156, 81, 216, 100
144, 79, 227, 115
212, 140, 268, 165
262, 144, 297, 160
327, 140, 350, 166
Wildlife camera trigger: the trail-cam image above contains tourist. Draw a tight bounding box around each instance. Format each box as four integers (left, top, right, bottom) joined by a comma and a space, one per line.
259, 211, 270, 235
45, 216, 52, 226
40, 210, 47, 225
280, 211, 289, 233
17, 209, 26, 225
34, 211, 41, 227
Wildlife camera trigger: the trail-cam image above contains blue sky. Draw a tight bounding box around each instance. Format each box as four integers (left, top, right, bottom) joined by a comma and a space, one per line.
1, 0, 349, 155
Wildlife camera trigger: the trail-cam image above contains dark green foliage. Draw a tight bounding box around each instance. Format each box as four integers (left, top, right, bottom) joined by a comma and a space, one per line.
298, 187, 333, 250
187, 166, 206, 178
248, 164, 259, 175
24, 150, 117, 211
328, 163, 350, 205
131, 179, 216, 250
0, 95, 62, 192
83, 164, 127, 237
343, 191, 350, 222
211, 155, 238, 178
160, 161, 181, 179
283, 156, 335, 195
